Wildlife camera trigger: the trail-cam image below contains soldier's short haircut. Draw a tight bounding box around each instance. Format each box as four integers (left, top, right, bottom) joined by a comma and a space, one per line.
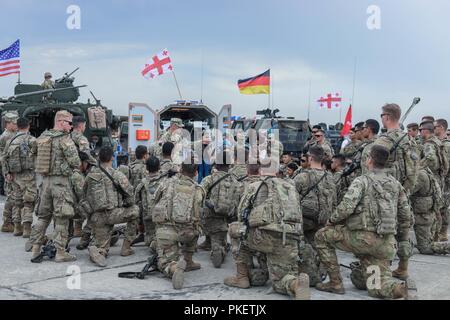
436, 119, 448, 130
422, 116, 435, 122
215, 151, 232, 170
365, 119, 380, 135
99, 146, 114, 163
247, 163, 259, 175
17, 117, 30, 129
162, 142, 174, 157
382, 103, 401, 121
181, 162, 198, 176
354, 122, 365, 130
312, 125, 322, 130
332, 154, 346, 166
407, 123, 419, 130
78, 151, 89, 162
369, 145, 390, 168
72, 116, 86, 128
146, 156, 160, 173
287, 162, 298, 171
135, 145, 148, 160
308, 145, 324, 163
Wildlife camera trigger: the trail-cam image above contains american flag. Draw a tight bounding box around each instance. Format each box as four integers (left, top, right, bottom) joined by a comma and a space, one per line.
0, 40, 20, 78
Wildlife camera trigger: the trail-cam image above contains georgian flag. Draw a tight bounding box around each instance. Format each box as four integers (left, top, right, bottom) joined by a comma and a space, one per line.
317, 92, 342, 109
141, 48, 173, 79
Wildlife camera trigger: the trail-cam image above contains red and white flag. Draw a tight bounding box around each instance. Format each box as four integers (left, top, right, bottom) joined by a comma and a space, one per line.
317, 92, 342, 109
141, 48, 173, 79
340, 105, 352, 137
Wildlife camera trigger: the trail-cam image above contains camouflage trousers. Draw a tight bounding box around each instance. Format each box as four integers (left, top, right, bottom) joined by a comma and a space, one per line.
315, 225, 401, 299
2, 181, 13, 225
90, 205, 139, 256
235, 228, 300, 297
155, 224, 199, 278
30, 176, 75, 251
143, 213, 156, 248
10, 171, 37, 225
414, 212, 450, 255
203, 216, 228, 260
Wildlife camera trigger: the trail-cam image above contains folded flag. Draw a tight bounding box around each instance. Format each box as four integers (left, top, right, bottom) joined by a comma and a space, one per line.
237, 69, 270, 95
0, 40, 20, 78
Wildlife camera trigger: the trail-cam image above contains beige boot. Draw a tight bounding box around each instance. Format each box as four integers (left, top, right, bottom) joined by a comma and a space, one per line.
31, 244, 42, 260
13, 223, 23, 236
439, 230, 448, 242
392, 278, 418, 300
1, 222, 14, 233
316, 271, 345, 294
73, 221, 83, 237
224, 263, 251, 289
22, 222, 31, 238
184, 252, 201, 271
55, 248, 77, 262
290, 273, 311, 300
392, 259, 409, 280
88, 246, 107, 267
120, 239, 135, 256
171, 259, 187, 290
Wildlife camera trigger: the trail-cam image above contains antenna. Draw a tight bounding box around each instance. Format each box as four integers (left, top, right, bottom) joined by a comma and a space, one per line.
200, 50, 204, 104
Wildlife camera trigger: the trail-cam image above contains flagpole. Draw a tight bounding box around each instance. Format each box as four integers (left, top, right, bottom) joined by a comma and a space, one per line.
307, 79, 311, 122
172, 71, 183, 100
351, 57, 357, 107
268, 68, 271, 110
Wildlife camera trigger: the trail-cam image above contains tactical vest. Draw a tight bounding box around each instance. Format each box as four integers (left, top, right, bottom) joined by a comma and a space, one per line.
136, 174, 167, 215
247, 177, 302, 234
85, 166, 124, 212
426, 138, 449, 179
35, 131, 66, 175
5, 133, 35, 173
410, 168, 441, 214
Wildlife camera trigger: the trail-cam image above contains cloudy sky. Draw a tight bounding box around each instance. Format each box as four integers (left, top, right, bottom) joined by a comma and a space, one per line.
0, 0, 449, 126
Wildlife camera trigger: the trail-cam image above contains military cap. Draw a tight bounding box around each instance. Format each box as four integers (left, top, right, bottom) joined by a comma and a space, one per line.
44, 72, 52, 78
170, 118, 184, 127
407, 123, 419, 129
419, 121, 434, 131
2, 111, 19, 123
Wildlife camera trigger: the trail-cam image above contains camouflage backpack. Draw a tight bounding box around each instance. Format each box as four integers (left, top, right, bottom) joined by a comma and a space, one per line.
206, 173, 239, 217
248, 177, 302, 230
300, 170, 335, 230
365, 175, 399, 235
85, 168, 109, 212
429, 138, 450, 179
35, 131, 66, 175
5, 133, 33, 173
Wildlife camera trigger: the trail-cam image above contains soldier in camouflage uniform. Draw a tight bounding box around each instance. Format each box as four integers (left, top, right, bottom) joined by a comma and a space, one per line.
85, 146, 139, 267
342, 125, 363, 158
279, 152, 294, 177
30, 110, 81, 262
159, 142, 179, 174
3, 118, 37, 238
0, 111, 18, 233
201, 152, 241, 268
224, 162, 310, 300
372, 104, 418, 280
359, 119, 380, 175
331, 154, 351, 205
433, 119, 450, 241
311, 129, 334, 160
40, 72, 55, 90
410, 166, 450, 255
150, 162, 205, 289
407, 123, 423, 155
135, 156, 169, 250
70, 116, 96, 237
154, 118, 186, 160
315, 145, 415, 299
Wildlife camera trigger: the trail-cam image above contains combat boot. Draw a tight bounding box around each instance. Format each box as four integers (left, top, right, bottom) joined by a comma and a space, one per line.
211, 247, 225, 268
13, 223, 23, 236
183, 252, 201, 271
31, 244, 42, 260
439, 230, 448, 242
290, 273, 311, 300
73, 221, 83, 237
22, 222, 31, 238
1, 222, 14, 233
120, 239, 135, 256
392, 278, 418, 300
88, 246, 107, 267
316, 271, 345, 294
171, 259, 187, 290
224, 263, 251, 289
197, 236, 211, 251
392, 259, 409, 280
55, 249, 77, 262
76, 232, 91, 250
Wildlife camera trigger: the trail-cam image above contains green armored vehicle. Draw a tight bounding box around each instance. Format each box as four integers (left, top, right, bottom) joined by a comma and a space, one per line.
0, 68, 121, 150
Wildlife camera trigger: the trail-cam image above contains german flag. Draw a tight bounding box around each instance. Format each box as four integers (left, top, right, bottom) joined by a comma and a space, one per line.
237, 69, 270, 94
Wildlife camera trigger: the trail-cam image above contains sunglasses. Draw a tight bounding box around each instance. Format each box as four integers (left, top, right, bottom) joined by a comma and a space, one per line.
61, 120, 73, 125
380, 113, 388, 118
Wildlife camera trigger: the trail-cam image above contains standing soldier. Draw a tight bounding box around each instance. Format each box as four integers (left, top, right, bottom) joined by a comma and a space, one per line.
224, 161, 310, 300
315, 145, 415, 299
372, 104, 418, 280
3, 117, 37, 238
433, 119, 450, 241
154, 118, 186, 159
407, 123, 423, 157
312, 129, 334, 160
30, 110, 81, 262
342, 125, 363, 158
150, 162, 205, 290
359, 119, 380, 175
159, 142, 179, 174
40, 72, 55, 89
201, 152, 240, 268
0, 111, 18, 233
85, 146, 139, 267
70, 115, 96, 236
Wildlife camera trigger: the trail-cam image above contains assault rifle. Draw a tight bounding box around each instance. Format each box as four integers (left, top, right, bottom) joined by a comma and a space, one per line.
118, 253, 158, 279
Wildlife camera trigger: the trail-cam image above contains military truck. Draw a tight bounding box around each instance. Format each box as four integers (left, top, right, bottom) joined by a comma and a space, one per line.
0, 68, 121, 150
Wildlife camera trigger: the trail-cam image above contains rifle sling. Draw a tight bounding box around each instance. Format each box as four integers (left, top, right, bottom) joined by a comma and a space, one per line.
206, 173, 231, 199
97, 161, 128, 197
300, 171, 327, 201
